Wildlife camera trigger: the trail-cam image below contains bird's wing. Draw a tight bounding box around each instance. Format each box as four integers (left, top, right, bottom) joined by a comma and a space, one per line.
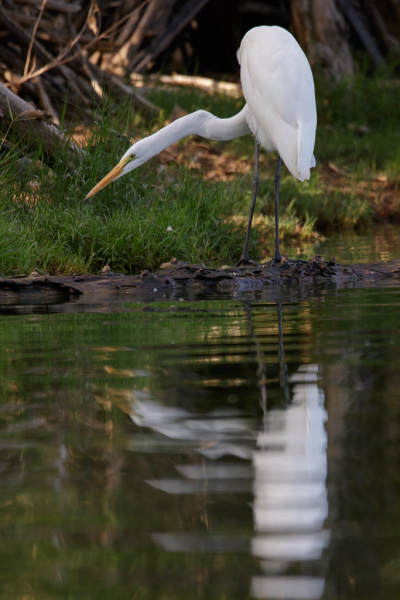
240, 27, 317, 180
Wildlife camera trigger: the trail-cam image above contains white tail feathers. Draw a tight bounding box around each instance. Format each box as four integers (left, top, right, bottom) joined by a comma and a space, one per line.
297, 122, 307, 176
296, 121, 316, 181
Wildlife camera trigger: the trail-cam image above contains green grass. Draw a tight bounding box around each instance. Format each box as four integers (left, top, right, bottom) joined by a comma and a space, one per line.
1, 67, 400, 276
0, 160, 248, 276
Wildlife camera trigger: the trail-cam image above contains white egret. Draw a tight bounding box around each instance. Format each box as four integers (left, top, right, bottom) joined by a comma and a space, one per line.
86, 25, 317, 264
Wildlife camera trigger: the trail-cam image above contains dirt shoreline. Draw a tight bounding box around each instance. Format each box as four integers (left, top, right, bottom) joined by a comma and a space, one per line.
1, 256, 400, 304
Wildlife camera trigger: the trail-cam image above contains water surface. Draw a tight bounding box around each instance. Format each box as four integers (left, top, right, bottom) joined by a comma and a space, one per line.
284, 225, 400, 264
1, 258, 400, 599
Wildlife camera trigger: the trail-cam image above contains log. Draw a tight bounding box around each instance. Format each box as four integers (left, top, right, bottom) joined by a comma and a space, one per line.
0, 81, 82, 164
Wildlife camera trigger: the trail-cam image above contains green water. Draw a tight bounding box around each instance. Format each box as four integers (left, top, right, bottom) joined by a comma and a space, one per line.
281, 225, 400, 265
1, 229, 400, 599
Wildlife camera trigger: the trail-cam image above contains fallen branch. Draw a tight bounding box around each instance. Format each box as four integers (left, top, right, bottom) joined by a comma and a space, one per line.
0, 81, 82, 165
131, 73, 242, 98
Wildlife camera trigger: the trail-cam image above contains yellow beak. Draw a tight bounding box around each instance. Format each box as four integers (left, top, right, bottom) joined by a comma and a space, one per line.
85, 156, 131, 199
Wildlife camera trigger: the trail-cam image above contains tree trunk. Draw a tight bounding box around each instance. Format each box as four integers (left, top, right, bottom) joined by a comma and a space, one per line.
290, 0, 354, 79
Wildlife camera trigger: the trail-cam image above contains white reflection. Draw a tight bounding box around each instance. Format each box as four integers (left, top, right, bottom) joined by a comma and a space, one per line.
254, 482, 326, 505
154, 417, 254, 440
251, 364, 328, 599
128, 396, 255, 443
129, 397, 190, 427
253, 507, 327, 532
251, 576, 325, 600
252, 531, 330, 561
253, 453, 327, 481
197, 442, 253, 460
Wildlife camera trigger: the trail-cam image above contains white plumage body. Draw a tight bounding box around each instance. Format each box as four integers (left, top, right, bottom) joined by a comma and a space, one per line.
239, 26, 317, 181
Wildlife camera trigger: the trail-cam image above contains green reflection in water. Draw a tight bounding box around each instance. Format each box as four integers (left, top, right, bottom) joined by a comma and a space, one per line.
0, 287, 399, 598
283, 225, 400, 264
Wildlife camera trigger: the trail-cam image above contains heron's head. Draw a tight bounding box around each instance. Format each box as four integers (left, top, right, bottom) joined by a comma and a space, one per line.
85, 142, 144, 199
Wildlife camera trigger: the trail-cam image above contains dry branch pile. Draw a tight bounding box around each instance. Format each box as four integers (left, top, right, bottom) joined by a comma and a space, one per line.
0, 0, 213, 161
0, 0, 212, 132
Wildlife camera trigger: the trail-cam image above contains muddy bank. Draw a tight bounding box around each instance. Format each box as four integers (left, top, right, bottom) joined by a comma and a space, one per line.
1, 256, 400, 304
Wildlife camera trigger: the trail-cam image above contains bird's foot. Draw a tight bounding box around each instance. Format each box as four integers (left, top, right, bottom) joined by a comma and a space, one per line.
271, 252, 282, 267
235, 255, 258, 267
271, 254, 308, 267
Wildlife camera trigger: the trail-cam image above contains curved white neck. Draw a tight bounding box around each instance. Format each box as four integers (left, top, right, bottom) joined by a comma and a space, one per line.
130, 105, 250, 164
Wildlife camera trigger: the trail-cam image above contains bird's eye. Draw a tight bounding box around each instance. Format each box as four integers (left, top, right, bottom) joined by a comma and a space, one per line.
127, 153, 136, 162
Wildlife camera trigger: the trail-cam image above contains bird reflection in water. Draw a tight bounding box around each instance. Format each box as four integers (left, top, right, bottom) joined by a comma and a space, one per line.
252, 363, 328, 599
126, 303, 329, 599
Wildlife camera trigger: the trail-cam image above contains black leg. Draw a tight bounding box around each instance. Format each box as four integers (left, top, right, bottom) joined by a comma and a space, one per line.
277, 301, 290, 406
274, 156, 282, 262
243, 301, 268, 430
236, 138, 260, 267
